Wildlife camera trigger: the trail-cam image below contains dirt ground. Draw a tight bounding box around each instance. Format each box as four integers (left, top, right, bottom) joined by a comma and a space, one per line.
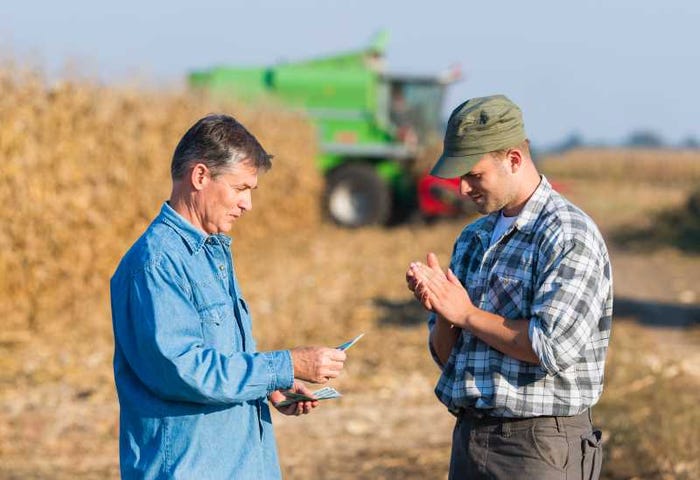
1, 178, 698, 479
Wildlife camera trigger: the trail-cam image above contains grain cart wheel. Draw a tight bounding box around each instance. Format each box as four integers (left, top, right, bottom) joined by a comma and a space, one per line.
325, 163, 391, 227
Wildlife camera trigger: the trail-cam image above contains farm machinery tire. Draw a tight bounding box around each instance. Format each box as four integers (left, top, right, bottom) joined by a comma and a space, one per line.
324, 163, 392, 228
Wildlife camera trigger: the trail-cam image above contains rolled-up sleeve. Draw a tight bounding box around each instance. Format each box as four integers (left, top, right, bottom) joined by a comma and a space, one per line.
115, 259, 294, 406
528, 237, 609, 375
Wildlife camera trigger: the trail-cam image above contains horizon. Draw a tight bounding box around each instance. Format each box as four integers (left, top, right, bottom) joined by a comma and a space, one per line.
2, 0, 698, 150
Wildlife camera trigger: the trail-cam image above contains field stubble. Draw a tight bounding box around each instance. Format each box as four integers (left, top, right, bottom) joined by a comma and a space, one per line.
1, 66, 699, 479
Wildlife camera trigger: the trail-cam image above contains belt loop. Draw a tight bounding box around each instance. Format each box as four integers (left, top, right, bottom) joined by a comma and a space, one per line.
588, 408, 593, 424
554, 415, 562, 433
500, 420, 511, 437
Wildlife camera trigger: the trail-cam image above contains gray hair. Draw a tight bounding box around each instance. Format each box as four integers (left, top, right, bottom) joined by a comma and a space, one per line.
171, 114, 272, 180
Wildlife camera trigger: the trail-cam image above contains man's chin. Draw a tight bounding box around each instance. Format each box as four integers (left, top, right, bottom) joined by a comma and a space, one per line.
475, 203, 499, 215
216, 221, 236, 234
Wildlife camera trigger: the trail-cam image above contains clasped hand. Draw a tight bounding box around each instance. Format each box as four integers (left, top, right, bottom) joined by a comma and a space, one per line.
405, 252, 475, 328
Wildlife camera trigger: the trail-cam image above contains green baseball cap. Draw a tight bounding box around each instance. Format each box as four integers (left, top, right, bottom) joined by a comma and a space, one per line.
431, 95, 527, 178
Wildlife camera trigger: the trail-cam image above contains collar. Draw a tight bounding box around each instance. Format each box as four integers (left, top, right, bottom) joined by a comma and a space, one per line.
512, 175, 552, 235
472, 175, 552, 247
158, 202, 232, 254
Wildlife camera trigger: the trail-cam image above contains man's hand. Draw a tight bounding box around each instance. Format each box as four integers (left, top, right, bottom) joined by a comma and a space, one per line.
290, 346, 346, 384
270, 381, 319, 416
406, 263, 433, 311
410, 252, 476, 328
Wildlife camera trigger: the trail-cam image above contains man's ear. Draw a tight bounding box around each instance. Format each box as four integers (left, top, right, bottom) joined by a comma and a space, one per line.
190, 163, 210, 191
507, 149, 524, 173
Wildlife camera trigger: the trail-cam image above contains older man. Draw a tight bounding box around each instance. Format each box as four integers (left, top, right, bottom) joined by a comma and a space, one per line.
111, 114, 346, 479
407, 95, 610, 479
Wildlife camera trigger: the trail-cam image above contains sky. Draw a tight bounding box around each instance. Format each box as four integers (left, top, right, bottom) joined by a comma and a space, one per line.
1, 0, 699, 149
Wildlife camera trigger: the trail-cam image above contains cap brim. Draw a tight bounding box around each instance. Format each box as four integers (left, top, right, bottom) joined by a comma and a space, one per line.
430, 152, 483, 178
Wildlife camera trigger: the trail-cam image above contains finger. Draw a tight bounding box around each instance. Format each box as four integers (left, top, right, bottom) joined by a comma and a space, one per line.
409, 261, 424, 275
406, 274, 418, 292
416, 272, 443, 296
411, 265, 433, 286
416, 282, 432, 300
420, 290, 433, 307
446, 268, 461, 286
329, 350, 347, 361
296, 385, 313, 396
426, 252, 441, 270
414, 262, 445, 286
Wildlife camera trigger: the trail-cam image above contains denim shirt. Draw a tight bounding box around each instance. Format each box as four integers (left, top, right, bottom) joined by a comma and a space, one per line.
110, 202, 294, 479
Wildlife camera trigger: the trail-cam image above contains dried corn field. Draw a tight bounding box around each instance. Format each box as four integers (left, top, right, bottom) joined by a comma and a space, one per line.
0, 66, 321, 336
538, 147, 700, 185
1, 65, 700, 479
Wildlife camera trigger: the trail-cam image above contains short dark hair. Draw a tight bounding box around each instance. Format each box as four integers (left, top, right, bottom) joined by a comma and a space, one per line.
171, 114, 273, 180
491, 138, 531, 159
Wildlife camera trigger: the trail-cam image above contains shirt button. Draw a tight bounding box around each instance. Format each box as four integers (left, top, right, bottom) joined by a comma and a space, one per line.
219, 265, 225, 271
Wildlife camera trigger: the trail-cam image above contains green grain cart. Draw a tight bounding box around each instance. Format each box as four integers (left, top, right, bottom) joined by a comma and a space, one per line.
189, 32, 459, 227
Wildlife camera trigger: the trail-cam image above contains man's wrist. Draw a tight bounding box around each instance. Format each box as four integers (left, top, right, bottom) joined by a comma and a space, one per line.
460, 305, 478, 330
437, 314, 461, 333
440, 305, 478, 330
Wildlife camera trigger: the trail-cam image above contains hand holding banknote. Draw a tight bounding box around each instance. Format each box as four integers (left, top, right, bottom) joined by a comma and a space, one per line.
274, 385, 343, 409
291, 346, 346, 383
278, 334, 364, 410
270, 381, 319, 416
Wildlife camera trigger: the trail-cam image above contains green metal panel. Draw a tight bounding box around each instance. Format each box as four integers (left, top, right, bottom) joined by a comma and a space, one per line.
188, 63, 391, 161
188, 67, 270, 101
270, 66, 376, 111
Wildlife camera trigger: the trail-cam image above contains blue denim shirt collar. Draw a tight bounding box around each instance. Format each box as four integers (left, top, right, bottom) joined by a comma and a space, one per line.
159, 202, 232, 254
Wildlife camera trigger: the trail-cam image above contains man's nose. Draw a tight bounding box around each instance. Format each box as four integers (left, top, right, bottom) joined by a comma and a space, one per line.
240, 191, 253, 211
460, 178, 472, 196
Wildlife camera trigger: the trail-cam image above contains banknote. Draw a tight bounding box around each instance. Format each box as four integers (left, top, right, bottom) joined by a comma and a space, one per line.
336, 333, 364, 351
275, 386, 342, 408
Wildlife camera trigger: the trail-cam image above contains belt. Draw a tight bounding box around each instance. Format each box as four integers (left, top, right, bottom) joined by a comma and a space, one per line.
455, 406, 592, 428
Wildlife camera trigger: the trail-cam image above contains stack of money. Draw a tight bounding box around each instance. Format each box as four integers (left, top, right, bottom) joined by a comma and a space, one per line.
275, 386, 342, 408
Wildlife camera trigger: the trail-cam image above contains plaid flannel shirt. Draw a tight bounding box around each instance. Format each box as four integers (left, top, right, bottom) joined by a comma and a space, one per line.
429, 176, 612, 417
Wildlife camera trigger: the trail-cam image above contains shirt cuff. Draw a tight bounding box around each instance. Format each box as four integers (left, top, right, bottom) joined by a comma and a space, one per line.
427, 313, 444, 369
263, 350, 294, 393
528, 318, 558, 375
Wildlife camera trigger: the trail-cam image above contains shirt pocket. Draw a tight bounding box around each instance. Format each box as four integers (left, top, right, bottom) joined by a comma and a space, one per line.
198, 301, 236, 356
487, 274, 526, 319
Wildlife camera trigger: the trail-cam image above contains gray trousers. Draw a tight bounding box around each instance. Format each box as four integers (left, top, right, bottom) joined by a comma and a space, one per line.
449, 409, 602, 480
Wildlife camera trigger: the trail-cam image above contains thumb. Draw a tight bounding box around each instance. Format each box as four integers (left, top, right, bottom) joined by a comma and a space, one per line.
426, 252, 440, 269
446, 268, 461, 285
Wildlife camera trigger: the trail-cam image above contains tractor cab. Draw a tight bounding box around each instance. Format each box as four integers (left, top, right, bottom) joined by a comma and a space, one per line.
382, 74, 447, 146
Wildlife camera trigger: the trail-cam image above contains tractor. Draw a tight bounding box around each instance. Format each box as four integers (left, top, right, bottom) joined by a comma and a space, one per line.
188, 32, 470, 227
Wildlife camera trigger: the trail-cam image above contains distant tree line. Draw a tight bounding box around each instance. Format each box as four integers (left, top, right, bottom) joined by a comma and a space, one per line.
545, 130, 700, 154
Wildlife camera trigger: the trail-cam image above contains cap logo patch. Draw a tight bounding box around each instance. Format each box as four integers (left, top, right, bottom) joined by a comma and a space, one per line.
479, 111, 489, 125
